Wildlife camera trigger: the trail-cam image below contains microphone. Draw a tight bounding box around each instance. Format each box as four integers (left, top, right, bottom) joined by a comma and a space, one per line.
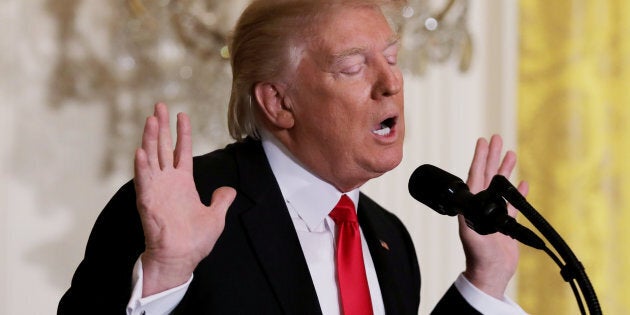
408, 164, 545, 249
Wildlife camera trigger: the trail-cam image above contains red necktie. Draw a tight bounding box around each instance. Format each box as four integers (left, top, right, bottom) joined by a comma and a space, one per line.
329, 195, 374, 315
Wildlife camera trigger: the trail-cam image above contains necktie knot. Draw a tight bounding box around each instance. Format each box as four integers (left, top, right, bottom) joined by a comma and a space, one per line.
329, 194, 358, 224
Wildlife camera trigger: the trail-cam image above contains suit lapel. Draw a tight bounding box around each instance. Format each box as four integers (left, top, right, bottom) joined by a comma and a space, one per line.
358, 193, 421, 315
358, 195, 398, 314
235, 140, 322, 315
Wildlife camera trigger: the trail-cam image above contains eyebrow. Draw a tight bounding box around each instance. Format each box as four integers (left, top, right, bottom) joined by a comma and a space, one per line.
328, 47, 365, 66
385, 35, 402, 51
385, 34, 402, 49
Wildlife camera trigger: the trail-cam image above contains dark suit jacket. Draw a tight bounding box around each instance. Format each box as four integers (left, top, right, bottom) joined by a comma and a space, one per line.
58, 139, 479, 314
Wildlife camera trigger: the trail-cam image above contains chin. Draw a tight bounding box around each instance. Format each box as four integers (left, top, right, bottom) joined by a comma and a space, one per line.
370, 152, 403, 177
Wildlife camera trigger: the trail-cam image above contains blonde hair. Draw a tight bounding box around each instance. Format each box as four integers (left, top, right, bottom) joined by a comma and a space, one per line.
227, 0, 406, 141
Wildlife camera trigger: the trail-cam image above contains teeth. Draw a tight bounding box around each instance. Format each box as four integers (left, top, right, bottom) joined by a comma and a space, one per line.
372, 126, 391, 136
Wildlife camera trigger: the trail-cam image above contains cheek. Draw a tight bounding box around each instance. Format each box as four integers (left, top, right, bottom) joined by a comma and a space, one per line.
345, 82, 373, 102
292, 82, 374, 139
294, 105, 342, 144
336, 91, 373, 123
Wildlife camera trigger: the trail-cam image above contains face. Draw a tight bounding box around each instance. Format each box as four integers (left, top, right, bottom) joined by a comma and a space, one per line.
279, 5, 405, 192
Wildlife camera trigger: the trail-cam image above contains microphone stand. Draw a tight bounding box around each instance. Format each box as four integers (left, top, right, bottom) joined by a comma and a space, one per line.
488, 175, 602, 315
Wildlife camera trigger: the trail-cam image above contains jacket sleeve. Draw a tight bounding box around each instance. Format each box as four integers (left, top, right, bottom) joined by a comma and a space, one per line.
57, 181, 146, 315
431, 284, 482, 315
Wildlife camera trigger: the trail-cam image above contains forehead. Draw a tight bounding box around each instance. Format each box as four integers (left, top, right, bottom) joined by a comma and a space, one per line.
305, 5, 396, 55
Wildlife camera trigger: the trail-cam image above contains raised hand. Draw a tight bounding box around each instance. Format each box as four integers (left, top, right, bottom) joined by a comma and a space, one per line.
460, 135, 529, 299
133, 103, 236, 296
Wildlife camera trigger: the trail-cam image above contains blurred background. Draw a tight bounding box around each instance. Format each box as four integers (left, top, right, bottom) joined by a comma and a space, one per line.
0, 0, 628, 314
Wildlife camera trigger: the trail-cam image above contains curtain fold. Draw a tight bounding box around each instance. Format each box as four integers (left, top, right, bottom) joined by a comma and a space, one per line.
518, 0, 630, 314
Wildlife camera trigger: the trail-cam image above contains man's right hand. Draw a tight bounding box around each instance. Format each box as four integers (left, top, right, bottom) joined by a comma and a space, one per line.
133, 103, 236, 297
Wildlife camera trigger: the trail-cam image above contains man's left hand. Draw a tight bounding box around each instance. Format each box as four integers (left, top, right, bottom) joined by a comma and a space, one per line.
460, 134, 529, 299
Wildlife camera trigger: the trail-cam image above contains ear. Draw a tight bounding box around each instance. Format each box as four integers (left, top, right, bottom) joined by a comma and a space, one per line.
254, 82, 295, 129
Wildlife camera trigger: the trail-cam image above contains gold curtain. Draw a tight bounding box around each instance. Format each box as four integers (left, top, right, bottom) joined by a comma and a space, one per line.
518, 0, 630, 314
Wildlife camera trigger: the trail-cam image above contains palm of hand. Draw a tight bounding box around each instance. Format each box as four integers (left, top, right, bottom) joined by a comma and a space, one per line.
136, 167, 224, 269
459, 135, 528, 299
133, 103, 235, 296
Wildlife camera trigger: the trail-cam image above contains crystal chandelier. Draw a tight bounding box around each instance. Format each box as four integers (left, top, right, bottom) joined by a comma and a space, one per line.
398, 0, 472, 74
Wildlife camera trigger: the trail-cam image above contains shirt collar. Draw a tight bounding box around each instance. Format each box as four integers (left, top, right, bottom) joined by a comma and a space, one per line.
260, 131, 360, 231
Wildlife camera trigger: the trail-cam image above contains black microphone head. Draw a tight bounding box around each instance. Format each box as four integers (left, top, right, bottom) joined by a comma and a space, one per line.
408, 164, 469, 216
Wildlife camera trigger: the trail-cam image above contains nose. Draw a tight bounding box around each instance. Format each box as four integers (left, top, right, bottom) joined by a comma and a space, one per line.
371, 59, 402, 99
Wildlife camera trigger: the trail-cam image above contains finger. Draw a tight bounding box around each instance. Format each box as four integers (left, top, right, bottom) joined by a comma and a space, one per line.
155, 103, 174, 170
484, 135, 504, 187
467, 138, 489, 193
134, 148, 150, 195
497, 150, 517, 178
174, 112, 193, 172
142, 116, 159, 169
517, 180, 529, 197
507, 180, 529, 217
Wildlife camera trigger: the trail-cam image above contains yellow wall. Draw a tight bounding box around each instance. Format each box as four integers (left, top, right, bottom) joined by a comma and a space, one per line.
518, 1, 630, 314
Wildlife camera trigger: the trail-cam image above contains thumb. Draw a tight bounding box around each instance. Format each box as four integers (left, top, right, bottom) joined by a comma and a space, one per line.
209, 186, 237, 217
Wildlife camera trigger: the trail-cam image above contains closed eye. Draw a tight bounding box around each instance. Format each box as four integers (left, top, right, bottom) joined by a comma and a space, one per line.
340, 64, 364, 75
331, 51, 366, 76
385, 54, 397, 66
384, 38, 400, 66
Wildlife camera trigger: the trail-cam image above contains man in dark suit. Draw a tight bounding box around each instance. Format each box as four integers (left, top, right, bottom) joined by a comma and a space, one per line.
59, 0, 528, 314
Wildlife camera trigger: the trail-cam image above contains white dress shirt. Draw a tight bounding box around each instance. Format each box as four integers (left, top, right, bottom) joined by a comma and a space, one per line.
260, 132, 385, 315
126, 133, 527, 315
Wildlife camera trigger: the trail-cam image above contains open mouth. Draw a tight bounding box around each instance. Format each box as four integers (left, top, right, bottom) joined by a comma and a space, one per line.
372, 116, 397, 136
